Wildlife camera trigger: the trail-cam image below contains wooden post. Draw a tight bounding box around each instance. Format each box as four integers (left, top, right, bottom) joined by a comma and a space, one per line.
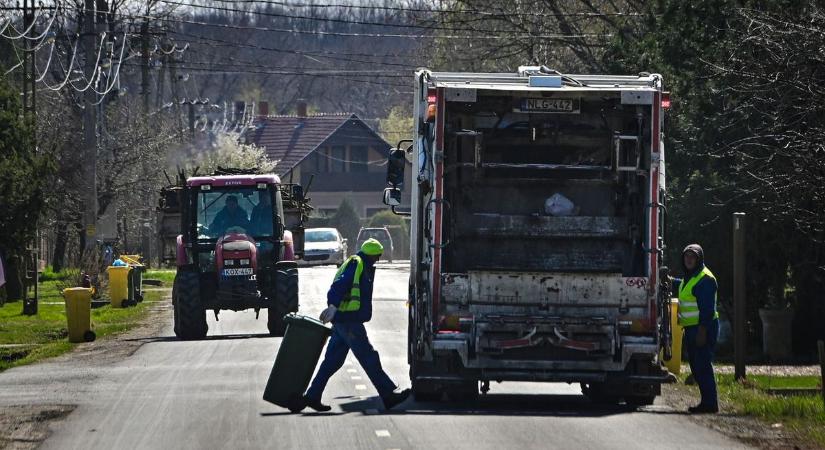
733, 212, 747, 381
817, 340, 824, 410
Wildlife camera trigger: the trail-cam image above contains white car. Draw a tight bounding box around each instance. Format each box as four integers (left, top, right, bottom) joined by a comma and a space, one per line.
298, 227, 347, 266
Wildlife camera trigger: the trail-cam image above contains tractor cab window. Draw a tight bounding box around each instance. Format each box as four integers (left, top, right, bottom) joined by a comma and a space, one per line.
197, 188, 275, 238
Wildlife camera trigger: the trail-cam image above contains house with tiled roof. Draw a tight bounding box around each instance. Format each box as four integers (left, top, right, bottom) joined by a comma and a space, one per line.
249, 102, 410, 218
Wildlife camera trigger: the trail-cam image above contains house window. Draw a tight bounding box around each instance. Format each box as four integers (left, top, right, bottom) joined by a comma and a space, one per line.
330, 146, 346, 173
350, 146, 368, 173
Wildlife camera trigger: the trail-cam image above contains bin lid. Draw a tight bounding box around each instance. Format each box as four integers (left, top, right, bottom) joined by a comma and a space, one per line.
63, 287, 93, 293
284, 314, 331, 334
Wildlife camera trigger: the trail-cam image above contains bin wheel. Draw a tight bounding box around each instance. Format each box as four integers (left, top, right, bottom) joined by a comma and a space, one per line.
173, 269, 207, 340
269, 264, 298, 337
83, 330, 97, 342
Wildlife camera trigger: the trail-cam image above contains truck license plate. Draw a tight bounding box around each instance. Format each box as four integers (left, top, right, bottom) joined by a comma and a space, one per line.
223, 268, 253, 276
518, 98, 580, 113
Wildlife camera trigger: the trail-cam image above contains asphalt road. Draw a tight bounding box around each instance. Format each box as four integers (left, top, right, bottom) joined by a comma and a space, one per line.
0, 263, 749, 450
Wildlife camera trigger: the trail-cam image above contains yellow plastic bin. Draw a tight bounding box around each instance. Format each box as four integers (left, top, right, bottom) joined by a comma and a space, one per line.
662, 298, 684, 375
107, 265, 132, 307
63, 288, 96, 343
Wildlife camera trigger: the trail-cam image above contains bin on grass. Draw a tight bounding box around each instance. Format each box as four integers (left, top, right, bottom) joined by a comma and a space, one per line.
662, 298, 684, 375
263, 314, 331, 410
107, 265, 132, 307
62, 287, 96, 343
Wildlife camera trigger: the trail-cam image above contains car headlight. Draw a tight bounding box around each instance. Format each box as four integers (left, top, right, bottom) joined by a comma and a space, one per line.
224, 259, 235, 266
240, 258, 250, 265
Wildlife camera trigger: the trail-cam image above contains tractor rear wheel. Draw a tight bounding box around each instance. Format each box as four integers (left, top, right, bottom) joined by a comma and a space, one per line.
268, 263, 299, 336
173, 269, 207, 340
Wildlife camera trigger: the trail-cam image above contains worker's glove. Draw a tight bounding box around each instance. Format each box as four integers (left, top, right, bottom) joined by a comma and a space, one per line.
319, 305, 337, 323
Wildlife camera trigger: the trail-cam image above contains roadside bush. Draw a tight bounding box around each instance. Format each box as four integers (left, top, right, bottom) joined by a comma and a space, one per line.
367, 210, 409, 259
329, 198, 361, 244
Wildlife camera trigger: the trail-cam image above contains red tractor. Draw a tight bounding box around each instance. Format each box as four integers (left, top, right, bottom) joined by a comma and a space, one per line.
158, 169, 310, 339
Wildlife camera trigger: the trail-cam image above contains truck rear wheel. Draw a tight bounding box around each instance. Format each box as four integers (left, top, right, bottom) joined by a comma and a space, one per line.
412, 379, 442, 402
581, 382, 621, 406
173, 269, 207, 340
268, 263, 299, 336
445, 381, 478, 402
625, 395, 656, 407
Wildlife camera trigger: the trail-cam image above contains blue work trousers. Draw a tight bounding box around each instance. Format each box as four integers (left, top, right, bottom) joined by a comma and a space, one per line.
305, 322, 396, 401
684, 319, 720, 408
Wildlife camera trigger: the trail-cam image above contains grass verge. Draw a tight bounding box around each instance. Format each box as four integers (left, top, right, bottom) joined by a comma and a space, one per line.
143, 269, 176, 284
0, 280, 167, 372
681, 371, 825, 447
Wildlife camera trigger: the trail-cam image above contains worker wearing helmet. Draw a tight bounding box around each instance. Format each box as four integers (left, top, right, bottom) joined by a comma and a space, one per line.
291, 238, 410, 412
673, 243, 720, 413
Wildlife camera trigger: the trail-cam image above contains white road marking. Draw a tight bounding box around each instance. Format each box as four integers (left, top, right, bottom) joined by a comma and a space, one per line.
375, 430, 391, 437
351, 376, 362, 380
346, 368, 357, 373
355, 384, 367, 390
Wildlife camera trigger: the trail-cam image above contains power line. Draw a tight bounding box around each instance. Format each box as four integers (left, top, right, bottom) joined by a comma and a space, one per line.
166, 30, 422, 68
107, 9, 614, 40
158, 0, 628, 34
209, 0, 644, 19
120, 62, 413, 88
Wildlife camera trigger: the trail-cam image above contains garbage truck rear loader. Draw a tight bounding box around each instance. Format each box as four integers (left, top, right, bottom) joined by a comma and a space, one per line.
383, 68, 675, 404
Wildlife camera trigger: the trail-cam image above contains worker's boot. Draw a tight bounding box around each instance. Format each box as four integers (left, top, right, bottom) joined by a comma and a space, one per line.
302, 395, 332, 412
381, 389, 411, 410
688, 403, 719, 414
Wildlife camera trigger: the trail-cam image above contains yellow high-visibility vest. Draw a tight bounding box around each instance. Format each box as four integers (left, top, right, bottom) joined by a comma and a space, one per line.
677, 266, 719, 327
334, 255, 364, 312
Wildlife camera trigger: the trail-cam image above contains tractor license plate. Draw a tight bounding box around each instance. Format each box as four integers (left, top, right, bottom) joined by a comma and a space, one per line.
223, 268, 253, 276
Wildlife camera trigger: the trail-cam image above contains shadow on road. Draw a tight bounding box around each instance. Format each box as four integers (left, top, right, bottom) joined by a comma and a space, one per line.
124, 332, 276, 344
336, 393, 687, 418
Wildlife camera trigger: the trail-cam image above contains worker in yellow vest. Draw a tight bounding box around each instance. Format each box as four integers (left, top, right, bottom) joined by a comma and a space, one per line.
292, 238, 410, 412
673, 244, 720, 413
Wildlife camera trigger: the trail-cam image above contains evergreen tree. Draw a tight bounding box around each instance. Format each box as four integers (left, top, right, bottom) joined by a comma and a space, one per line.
0, 72, 54, 300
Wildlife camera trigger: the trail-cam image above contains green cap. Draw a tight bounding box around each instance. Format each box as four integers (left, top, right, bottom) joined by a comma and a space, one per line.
361, 238, 384, 256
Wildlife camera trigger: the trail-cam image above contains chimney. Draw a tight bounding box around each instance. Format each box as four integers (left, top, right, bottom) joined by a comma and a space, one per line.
258, 101, 269, 118
296, 99, 308, 118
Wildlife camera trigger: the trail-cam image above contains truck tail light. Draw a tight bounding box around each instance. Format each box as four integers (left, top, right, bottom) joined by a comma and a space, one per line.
661, 92, 671, 109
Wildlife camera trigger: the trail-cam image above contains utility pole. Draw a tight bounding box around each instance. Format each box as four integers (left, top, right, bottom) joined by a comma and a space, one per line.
140, 16, 150, 112
733, 212, 747, 381
82, 0, 98, 251
21, 0, 39, 316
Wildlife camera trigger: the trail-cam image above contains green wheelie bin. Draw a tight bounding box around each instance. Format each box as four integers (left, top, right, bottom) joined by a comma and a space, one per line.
263, 314, 331, 410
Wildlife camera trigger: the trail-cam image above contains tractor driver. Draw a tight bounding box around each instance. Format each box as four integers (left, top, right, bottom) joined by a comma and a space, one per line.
209, 195, 250, 236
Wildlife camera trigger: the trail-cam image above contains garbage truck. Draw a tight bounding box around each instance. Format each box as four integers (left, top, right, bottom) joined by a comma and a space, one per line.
382, 67, 675, 405
157, 168, 311, 339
